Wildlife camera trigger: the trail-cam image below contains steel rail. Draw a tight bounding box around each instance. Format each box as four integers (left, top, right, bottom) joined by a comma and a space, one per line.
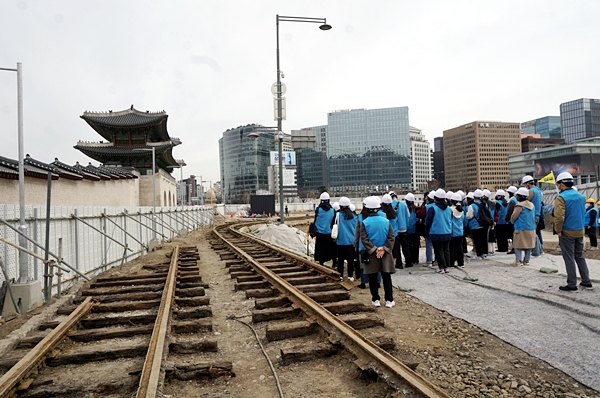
215, 224, 449, 398
136, 245, 180, 398
0, 297, 94, 398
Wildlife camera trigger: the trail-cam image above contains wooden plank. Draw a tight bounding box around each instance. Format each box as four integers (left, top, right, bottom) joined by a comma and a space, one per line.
68, 325, 154, 342
165, 361, 233, 381
172, 319, 213, 334
176, 296, 210, 307
337, 313, 384, 330
174, 307, 212, 320
252, 307, 299, 323
265, 321, 316, 341
175, 286, 205, 297
306, 290, 350, 303
254, 296, 289, 310
169, 340, 218, 354
322, 300, 376, 315
245, 288, 276, 298
280, 342, 338, 365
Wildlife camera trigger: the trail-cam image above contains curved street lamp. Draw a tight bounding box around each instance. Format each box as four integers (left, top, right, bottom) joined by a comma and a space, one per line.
275, 14, 331, 223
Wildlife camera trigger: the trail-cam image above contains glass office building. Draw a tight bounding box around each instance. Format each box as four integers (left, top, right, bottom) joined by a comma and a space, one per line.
219, 124, 274, 203
521, 116, 561, 138
560, 98, 600, 143
327, 107, 411, 195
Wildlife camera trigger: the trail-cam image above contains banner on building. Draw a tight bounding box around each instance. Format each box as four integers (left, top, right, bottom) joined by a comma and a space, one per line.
270, 151, 296, 166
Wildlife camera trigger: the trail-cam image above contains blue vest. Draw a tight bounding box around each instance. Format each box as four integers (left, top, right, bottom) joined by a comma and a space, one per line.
496, 201, 509, 225
530, 186, 542, 216
336, 213, 356, 246
356, 214, 365, 251
558, 189, 585, 231
584, 207, 597, 228
430, 204, 452, 235
596, 208, 600, 227
363, 215, 390, 247
384, 207, 398, 236
451, 209, 465, 237
468, 202, 481, 229
315, 207, 334, 234
395, 201, 409, 232
408, 209, 417, 234
514, 205, 535, 231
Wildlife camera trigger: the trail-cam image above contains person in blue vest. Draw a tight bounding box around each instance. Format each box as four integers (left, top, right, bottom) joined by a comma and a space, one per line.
390, 191, 412, 268
425, 188, 453, 274
405, 193, 421, 265
381, 194, 400, 267
504, 186, 518, 254
354, 198, 382, 289
494, 190, 510, 253
522, 175, 543, 256
449, 192, 466, 268
466, 189, 488, 259
510, 187, 536, 266
584, 198, 598, 250
424, 191, 436, 265
335, 197, 358, 281
314, 192, 336, 266
359, 196, 396, 308
482, 189, 497, 255
554, 172, 593, 291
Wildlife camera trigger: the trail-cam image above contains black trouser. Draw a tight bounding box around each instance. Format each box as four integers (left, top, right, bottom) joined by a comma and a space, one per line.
495, 224, 510, 252
432, 240, 451, 270
408, 233, 420, 264
450, 236, 464, 267
586, 227, 597, 247
336, 245, 356, 278
368, 272, 393, 302
393, 232, 412, 267
471, 227, 489, 257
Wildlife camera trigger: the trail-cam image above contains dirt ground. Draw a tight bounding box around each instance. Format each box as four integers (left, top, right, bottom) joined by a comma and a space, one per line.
1, 221, 598, 397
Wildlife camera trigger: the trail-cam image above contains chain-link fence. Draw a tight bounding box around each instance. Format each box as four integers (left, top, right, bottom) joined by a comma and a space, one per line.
0, 205, 214, 297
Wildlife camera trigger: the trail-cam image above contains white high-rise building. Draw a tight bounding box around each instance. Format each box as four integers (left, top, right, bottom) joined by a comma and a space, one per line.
409, 126, 433, 192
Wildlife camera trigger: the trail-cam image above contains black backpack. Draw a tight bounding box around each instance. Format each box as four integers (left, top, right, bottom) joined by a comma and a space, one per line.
477, 203, 494, 227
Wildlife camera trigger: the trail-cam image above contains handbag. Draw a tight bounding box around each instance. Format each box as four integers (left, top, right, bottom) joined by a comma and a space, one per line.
308, 222, 317, 238
359, 250, 370, 264
331, 213, 339, 239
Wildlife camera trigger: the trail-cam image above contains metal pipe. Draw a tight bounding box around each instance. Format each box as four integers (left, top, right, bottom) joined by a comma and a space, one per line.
32, 208, 38, 281
178, 210, 197, 230
74, 208, 80, 272
57, 238, 63, 297
0, 257, 21, 315
16, 63, 28, 283
102, 208, 108, 270
124, 212, 168, 240
71, 214, 132, 251
164, 211, 188, 232
43, 171, 52, 302
0, 218, 87, 280
144, 211, 177, 235
0, 237, 70, 274
276, 16, 284, 224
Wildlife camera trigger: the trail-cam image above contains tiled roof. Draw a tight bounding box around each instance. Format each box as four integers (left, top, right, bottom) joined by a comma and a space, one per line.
81, 106, 167, 128
73, 142, 174, 155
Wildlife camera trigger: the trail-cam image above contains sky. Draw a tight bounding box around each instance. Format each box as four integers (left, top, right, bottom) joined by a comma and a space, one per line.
1, 0, 599, 187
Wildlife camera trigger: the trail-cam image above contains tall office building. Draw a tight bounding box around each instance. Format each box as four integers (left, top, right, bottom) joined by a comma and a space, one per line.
444, 121, 521, 192
218, 124, 274, 203
433, 136, 445, 188
326, 107, 412, 195
521, 116, 561, 138
560, 98, 600, 143
295, 126, 328, 196
409, 126, 432, 192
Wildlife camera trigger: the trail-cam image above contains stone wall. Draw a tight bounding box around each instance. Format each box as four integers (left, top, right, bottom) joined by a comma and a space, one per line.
138, 169, 177, 207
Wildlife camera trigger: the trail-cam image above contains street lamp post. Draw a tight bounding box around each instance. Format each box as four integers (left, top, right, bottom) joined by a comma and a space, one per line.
133, 147, 157, 241
248, 132, 260, 194
1, 62, 28, 283
275, 14, 331, 224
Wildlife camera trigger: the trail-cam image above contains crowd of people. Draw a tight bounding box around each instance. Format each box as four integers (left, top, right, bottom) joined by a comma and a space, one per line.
310, 171, 594, 307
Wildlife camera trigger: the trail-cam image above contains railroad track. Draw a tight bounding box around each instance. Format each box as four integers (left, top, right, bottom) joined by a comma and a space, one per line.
0, 244, 216, 398
211, 221, 449, 397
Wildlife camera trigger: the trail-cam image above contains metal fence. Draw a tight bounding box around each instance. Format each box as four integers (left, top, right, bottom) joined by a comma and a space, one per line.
0, 205, 214, 295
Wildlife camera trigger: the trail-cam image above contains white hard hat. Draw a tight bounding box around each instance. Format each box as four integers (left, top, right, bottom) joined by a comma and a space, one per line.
474, 189, 483, 198
522, 175, 534, 184
375, 196, 382, 204
507, 186, 518, 194
482, 189, 491, 198
516, 187, 529, 196
556, 172, 574, 183
382, 194, 393, 204
445, 190, 454, 199
365, 196, 380, 209
457, 190, 465, 199
451, 193, 462, 202
435, 188, 446, 199
467, 192, 475, 199
388, 191, 397, 197
427, 191, 435, 199
332, 202, 340, 211
319, 192, 330, 200
339, 197, 351, 207
495, 189, 506, 197
349, 204, 356, 212
405, 193, 415, 201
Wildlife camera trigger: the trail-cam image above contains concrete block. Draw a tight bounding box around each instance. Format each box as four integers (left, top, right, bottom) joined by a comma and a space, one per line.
2, 280, 43, 317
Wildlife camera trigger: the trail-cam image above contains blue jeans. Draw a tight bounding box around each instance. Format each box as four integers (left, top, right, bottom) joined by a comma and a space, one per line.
532, 215, 542, 256
515, 248, 531, 261
425, 236, 434, 263
559, 235, 591, 287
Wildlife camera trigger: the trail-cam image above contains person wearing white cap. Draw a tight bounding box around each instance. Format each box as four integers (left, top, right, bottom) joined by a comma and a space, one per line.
522, 175, 543, 256
405, 193, 421, 265
313, 192, 336, 266
494, 190, 510, 253
359, 196, 396, 308
466, 189, 491, 259
449, 192, 467, 268
504, 186, 519, 254
423, 191, 437, 265
510, 187, 536, 266
554, 172, 593, 291
425, 188, 452, 273
481, 189, 497, 255
381, 194, 399, 266
354, 197, 382, 289
389, 192, 412, 268
335, 197, 359, 282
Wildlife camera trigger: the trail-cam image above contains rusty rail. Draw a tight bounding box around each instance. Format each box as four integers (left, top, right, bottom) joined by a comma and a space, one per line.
136, 245, 180, 398
0, 297, 94, 398
214, 223, 448, 398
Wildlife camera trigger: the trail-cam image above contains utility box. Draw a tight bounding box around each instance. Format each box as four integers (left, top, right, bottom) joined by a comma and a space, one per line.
250, 195, 276, 216
2, 280, 43, 316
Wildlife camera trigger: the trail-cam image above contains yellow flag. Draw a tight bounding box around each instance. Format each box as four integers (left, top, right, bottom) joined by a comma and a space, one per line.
538, 172, 555, 184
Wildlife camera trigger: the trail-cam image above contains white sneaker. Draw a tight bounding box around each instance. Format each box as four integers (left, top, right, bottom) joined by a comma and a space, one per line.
348, 277, 355, 282
590, 247, 598, 251
372, 300, 381, 307
511, 260, 523, 267
385, 300, 395, 308
473, 256, 483, 260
